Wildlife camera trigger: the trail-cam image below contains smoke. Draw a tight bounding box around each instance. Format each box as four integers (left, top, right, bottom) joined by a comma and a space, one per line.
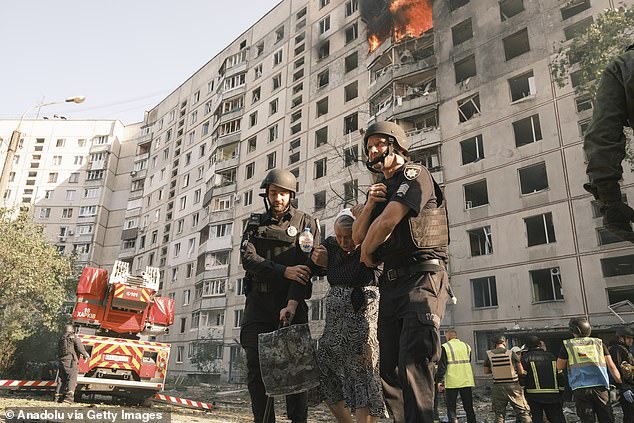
361, 0, 433, 51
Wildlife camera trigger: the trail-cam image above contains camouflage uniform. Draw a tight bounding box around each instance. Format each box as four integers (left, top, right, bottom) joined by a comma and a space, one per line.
584, 44, 634, 237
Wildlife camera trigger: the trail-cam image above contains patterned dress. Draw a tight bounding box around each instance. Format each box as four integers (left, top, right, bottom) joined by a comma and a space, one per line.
316, 236, 385, 417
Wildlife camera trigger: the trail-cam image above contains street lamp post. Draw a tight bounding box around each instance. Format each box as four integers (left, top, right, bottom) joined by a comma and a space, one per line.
0, 96, 86, 203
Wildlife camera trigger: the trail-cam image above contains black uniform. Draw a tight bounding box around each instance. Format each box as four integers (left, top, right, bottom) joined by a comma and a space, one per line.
370, 162, 451, 423
520, 347, 566, 423
56, 331, 89, 401
609, 339, 634, 422
240, 206, 319, 423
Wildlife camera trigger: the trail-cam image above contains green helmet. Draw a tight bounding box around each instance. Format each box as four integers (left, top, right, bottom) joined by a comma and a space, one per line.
260, 169, 297, 195
569, 317, 592, 337
363, 121, 409, 154
616, 326, 634, 337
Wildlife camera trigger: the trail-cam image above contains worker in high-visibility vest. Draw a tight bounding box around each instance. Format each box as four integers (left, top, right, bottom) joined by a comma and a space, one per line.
521, 335, 565, 423
436, 329, 477, 423
556, 317, 622, 423
483, 335, 531, 423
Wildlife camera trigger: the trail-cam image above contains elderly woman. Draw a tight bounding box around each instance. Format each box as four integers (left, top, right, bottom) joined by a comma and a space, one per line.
311, 210, 384, 423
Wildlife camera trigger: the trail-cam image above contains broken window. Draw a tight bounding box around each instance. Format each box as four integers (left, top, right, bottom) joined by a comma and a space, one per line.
472, 276, 498, 308
468, 226, 493, 256
255, 42, 264, 57
509, 70, 536, 102
513, 114, 542, 147
245, 162, 255, 180
460, 134, 484, 165
525, 212, 556, 246
344, 81, 359, 102
452, 19, 473, 46
503, 28, 530, 61
314, 158, 327, 179
291, 95, 303, 108
249, 112, 257, 127
345, 22, 358, 44
344, 145, 358, 167
291, 110, 302, 123
344, 112, 358, 134
345, 51, 358, 73
290, 138, 301, 150
269, 98, 278, 115
464, 179, 489, 208
530, 267, 564, 302
318, 69, 329, 88
561, 0, 591, 21
315, 126, 328, 147
272, 73, 282, 90
455, 54, 477, 84
344, 179, 358, 206
410, 147, 440, 171
314, 191, 326, 211
597, 227, 623, 246
345, 0, 358, 17
519, 162, 548, 194
316, 97, 329, 117
247, 137, 257, 153
275, 26, 284, 43
458, 93, 481, 122
269, 124, 279, 142
575, 95, 593, 112
474, 331, 499, 361
601, 254, 634, 277
607, 286, 634, 305
564, 17, 593, 41
266, 152, 276, 170
414, 110, 438, 129
318, 41, 330, 60
499, 0, 524, 20
450, 0, 469, 11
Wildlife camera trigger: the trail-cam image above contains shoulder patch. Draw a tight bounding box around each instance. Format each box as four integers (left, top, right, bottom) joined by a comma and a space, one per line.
403, 163, 423, 180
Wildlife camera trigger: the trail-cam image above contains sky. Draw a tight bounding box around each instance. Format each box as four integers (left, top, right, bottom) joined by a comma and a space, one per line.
0, 0, 282, 124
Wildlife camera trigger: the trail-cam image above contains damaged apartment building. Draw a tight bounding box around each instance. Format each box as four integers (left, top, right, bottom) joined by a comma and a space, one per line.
3, 0, 632, 382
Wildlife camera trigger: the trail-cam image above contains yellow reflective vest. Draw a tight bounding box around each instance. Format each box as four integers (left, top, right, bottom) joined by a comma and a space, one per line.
442, 338, 475, 388
563, 337, 609, 390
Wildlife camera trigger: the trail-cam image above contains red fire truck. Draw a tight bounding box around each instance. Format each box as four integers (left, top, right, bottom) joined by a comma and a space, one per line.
71, 260, 174, 404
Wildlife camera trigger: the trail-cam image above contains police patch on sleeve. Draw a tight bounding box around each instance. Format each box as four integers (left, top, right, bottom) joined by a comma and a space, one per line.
287, 226, 298, 237
403, 163, 422, 180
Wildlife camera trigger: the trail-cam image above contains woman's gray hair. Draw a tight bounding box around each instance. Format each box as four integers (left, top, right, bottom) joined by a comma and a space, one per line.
334, 214, 354, 230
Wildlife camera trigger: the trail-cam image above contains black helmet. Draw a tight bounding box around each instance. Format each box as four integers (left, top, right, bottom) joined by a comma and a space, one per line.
569, 317, 592, 337
363, 121, 409, 154
616, 326, 634, 337
525, 335, 541, 349
260, 169, 297, 195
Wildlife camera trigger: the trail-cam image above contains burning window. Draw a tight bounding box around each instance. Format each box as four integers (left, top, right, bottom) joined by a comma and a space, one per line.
519, 162, 548, 194
460, 134, 484, 165
458, 93, 481, 122
525, 213, 556, 246
345, 51, 358, 73
468, 226, 493, 256
316, 98, 329, 117
601, 254, 634, 277
503, 28, 530, 61
509, 70, 536, 102
314, 191, 326, 211
452, 19, 473, 46
450, 0, 469, 11
513, 114, 542, 147
530, 268, 564, 302
472, 276, 498, 308
455, 54, 477, 84
561, 0, 591, 20
499, 0, 524, 21
464, 179, 489, 209
344, 81, 359, 102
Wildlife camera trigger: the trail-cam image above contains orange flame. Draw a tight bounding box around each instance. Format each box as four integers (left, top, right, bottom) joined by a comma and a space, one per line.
367, 0, 433, 51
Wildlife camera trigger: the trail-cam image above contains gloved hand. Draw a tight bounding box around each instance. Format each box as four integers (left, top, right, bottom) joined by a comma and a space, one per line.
623, 389, 634, 403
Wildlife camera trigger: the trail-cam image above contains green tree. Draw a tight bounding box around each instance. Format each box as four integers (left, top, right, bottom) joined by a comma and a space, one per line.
551, 5, 634, 99
0, 208, 76, 373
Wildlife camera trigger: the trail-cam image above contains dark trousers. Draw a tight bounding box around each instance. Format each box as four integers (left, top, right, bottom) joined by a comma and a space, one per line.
619, 393, 633, 423
240, 291, 308, 423
378, 269, 449, 423
55, 359, 78, 398
573, 387, 613, 423
445, 387, 477, 423
527, 399, 565, 423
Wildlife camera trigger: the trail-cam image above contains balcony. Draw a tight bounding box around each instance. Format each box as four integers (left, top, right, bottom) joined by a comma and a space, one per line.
213, 182, 237, 197
200, 296, 227, 311
89, 160, 106, 170
206, 235, 233, 252
214, 156, 239, 171
393, 55, 436, 80
216, 131, 241, 147
394, 91, 438, 117
368, 65, 394, 99
209, 209, 234, 223
406, 127, 441, 150
196, 265, 230, 281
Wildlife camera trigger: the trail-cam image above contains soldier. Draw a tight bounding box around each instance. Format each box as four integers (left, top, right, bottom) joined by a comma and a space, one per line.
482, 336, 532, 423
608, 326, 634, 422
583, 44, 634, 241
353, 121, 451, 423
436, 329, 477, 423
556, 318, 622, 423
521, 335, 565, 423
55, 324, 89, 403
240, 169, 319, 423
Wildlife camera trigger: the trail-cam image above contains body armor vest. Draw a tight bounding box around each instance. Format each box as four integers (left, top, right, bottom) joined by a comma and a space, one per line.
487, 349, 519, 383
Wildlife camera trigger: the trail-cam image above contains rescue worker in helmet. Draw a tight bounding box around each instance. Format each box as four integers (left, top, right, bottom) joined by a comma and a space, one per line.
352, 121, 451, 423
240, 169, 320, 423
608, 325, 634, 421
55, 324, 89, 403
557, 318, 622, 423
